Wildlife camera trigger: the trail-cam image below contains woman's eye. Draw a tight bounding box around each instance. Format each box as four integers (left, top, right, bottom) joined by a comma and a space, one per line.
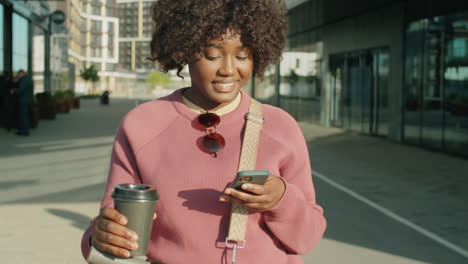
204, 54, 221, 60
236, 56, 248, 61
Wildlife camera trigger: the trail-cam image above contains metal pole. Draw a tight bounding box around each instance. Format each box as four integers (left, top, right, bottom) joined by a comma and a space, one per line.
44, 15, 51, 93
275, 63, 281, 107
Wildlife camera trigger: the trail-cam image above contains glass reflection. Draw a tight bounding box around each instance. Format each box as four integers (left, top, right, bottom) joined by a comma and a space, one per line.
444, 14, 468, 156
278, 40, 322, 123
330, 49, 390, 136
253, 64, 277, 105
32, 25, 45, 93
0, 4, 4, 72
13, 13, 29, 72
404, 11, 468, 156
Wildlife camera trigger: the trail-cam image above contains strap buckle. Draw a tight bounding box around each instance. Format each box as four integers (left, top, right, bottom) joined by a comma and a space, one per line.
225, 238, 246, 249
245, 112, 264, 125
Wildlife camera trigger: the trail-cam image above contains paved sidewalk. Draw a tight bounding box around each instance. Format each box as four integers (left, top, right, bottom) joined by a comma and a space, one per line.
0, 98, 467, 263
300, 122, 468, 263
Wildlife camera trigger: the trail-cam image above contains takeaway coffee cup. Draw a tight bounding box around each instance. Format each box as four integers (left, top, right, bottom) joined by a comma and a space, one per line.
112, 184, 159, 257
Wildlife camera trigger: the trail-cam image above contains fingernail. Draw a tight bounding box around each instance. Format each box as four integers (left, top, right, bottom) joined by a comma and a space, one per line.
128, 232, 138, 241
242, 184, 250, 190
132, 243, 139, 250
124, 251, 130, 258
120, 217, 128, 225
219, 196, 227, 202
224, 189, 231, 195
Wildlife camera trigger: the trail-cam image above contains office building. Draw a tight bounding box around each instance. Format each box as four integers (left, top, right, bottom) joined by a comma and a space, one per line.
64, 0, 119, 93
1, 0, 57, 92
252, 0, 468, 157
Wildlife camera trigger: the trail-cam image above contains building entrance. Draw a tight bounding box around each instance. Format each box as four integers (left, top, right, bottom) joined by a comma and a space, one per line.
330, 49, 390, 137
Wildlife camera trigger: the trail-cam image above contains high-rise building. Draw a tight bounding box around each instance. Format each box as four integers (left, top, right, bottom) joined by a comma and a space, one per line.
116, 0, 154, 73
64, 0, 119, 93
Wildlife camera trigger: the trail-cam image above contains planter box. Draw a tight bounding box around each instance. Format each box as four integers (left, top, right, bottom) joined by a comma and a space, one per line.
55, 100, 70, 113
36, 92, 56, 120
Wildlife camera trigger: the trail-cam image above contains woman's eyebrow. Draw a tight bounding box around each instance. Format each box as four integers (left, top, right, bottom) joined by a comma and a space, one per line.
205, 43, 247, 50
206, 43, 223, 49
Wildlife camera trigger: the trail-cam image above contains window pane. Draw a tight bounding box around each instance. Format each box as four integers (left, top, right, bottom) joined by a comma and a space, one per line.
444, 13, 468, 156
279, 35, 323, 123
0, 4, 4, 72
13, 13, 29, 72
32, 26, 45, 93
404, 11, 468, 157
404, 20, 425, 145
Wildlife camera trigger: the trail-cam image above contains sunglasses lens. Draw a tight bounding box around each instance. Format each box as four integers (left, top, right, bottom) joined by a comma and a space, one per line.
198, 113, 220, 127
202, 133, 225, 153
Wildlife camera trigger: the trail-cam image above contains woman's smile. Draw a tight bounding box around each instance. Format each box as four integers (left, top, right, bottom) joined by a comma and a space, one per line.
212, 80, 238, 93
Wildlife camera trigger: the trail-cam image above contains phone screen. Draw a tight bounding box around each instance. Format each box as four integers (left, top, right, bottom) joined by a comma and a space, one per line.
232, 170, 269, 191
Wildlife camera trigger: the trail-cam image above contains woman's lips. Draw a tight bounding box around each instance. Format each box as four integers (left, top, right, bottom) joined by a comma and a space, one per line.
212, 81, 238, 93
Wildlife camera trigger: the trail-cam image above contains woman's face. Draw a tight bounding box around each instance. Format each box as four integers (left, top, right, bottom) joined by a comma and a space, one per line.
186, 31, 254, 111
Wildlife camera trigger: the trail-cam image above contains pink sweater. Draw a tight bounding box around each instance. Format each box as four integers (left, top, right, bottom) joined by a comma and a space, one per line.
81, 88, 326, 263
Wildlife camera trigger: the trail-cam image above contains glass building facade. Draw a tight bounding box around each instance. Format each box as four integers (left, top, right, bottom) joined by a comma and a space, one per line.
253, 0, 324, 124
329, 49, 390, 136
1, 1, 50, 91
267, 0, 468, 158
0, 4, 4, 72
404, 11, 468, 156
12, 13, 29, 72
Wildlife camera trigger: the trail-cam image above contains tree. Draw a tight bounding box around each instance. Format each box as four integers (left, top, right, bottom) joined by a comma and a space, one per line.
80, 63, 100, 94
145, 71, 170, 86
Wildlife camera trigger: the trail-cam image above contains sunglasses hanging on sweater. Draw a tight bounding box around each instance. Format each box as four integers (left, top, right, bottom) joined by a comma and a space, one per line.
198, 112, 225, 157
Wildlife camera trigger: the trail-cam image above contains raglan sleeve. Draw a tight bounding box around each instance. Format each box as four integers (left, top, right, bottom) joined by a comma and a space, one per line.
263, 117, 326, 255
81, 121, 143, 260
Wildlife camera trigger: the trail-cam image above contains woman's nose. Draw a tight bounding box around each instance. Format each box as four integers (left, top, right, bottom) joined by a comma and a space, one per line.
218, 57, 235, 76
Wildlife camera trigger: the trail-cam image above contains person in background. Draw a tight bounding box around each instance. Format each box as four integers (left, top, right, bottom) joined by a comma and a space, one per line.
14, 69, 34, 136
0, 71, 13, 129
81, 0, 326, 263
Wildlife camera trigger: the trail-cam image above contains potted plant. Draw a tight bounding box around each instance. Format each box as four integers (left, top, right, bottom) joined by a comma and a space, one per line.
35, 92, 56, 120
64, 89, 80, 109
54, 90, 70, 113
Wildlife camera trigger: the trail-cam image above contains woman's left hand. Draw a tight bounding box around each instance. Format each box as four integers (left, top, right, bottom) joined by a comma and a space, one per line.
219, 175, 286, 212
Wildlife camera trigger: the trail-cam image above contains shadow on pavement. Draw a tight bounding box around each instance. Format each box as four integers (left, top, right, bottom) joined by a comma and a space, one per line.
0, 179, 39, 189
1, 182, 106, 205
46, 208, 93, 231
305, 129, 468, 264
0, 153, 109, 173
0, 98, 136, 157
0, 141, 114, 158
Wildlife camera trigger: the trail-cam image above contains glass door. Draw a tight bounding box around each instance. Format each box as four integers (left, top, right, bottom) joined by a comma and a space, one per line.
330, 49, 389, 136
373, 50, 390, 136
330, 55, 345, 127
443, 15, 468, 156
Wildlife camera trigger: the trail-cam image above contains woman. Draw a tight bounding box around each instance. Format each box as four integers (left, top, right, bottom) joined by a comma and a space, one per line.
82, 0, 326, 263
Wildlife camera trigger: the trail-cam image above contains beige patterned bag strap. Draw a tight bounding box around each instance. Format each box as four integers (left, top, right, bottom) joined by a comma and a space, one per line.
225, 98, 264, 263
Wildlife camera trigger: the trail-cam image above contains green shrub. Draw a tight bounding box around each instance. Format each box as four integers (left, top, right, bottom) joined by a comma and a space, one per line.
54, 90, 66, 100
63, 89, 75, 99
79, 93, 101, 99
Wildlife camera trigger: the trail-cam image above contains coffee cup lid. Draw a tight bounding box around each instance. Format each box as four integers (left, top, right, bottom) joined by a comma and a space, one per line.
112, 184, 159, 202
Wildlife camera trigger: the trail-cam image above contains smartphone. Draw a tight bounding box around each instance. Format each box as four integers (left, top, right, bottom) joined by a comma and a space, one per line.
231, 170, 270, 191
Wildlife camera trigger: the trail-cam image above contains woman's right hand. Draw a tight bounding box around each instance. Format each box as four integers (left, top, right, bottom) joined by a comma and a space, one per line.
91, 208, 139, 258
